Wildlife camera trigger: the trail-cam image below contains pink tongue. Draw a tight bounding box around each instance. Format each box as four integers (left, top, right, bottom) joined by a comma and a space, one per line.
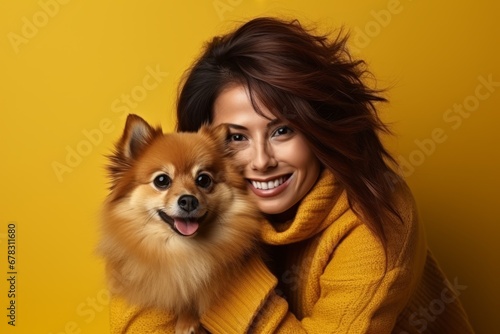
174, 219, 199, 236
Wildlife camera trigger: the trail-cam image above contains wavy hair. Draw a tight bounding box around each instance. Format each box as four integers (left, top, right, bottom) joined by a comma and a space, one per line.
176, 17, 401, 245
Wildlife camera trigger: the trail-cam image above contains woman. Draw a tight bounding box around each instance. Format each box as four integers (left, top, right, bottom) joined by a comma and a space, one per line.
110, 17, 474, 333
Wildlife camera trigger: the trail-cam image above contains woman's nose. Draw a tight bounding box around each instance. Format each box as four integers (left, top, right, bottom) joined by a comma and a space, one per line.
250, 140, 277, 171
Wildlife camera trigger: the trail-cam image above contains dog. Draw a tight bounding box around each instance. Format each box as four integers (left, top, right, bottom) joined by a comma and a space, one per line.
98, 114, 261, 333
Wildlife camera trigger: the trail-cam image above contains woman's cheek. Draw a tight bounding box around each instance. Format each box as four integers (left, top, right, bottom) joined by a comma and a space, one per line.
233, 148, 251, 168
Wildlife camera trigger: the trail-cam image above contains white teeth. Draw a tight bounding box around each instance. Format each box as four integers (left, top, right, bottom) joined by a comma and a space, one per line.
251, 177, 286, 190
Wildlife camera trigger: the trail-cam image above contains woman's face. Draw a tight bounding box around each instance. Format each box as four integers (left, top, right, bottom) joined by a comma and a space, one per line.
212, 84, 321, 215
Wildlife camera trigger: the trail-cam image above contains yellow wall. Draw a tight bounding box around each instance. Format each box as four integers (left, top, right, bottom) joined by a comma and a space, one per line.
1, 1, 498, 333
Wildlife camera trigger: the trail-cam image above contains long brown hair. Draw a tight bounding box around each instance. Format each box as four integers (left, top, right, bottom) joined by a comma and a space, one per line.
176, 17, 401, 245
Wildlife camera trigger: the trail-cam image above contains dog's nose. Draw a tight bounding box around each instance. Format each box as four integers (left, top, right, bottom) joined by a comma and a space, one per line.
178, 195, 199, 213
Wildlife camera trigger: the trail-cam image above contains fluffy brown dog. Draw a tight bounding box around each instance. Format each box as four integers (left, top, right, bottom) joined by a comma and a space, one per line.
98, 114, 261, 333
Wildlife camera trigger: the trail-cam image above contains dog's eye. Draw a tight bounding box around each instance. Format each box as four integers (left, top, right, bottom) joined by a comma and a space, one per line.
153, 174, 171, 190
196, 173, 212, 189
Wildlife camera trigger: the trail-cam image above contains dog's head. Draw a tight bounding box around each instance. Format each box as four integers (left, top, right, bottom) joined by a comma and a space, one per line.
105, 114, 246, 239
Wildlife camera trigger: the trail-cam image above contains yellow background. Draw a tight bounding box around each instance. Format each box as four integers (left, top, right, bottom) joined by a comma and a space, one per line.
1, 1, 498, 333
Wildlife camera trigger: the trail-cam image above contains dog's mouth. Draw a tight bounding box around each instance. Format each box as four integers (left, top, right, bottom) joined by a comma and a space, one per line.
157, 210, 202, 237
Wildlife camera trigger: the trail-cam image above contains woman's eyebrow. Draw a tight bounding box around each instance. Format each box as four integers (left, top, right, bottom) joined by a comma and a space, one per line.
226, 123, 247, 130
266, 118, 281, 129
226, 119, 282, 131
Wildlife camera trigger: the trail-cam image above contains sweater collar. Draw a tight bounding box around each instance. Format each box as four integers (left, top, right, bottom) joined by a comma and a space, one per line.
260, 169, 350, 245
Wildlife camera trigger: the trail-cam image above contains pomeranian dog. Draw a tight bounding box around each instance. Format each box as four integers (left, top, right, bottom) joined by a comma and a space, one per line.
98, 114, 261, 334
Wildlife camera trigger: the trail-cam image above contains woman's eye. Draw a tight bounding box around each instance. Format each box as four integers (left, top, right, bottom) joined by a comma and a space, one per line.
196, 173, 213, 189
273, 126, 293, 137
153, 174, 171, 190
229, 133, 246, 141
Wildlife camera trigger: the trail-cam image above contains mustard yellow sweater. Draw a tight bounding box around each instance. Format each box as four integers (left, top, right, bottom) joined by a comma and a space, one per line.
110, 170, 474, 333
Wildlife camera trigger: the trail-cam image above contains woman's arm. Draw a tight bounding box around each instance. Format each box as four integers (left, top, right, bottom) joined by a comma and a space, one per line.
108, 226, 416, 333
109, 295, 177, 333
201, 225, 415, 333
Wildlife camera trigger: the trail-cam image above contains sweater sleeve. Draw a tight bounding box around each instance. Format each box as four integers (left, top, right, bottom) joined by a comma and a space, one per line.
305, 224, 412, 333
109, 295, 177, 333
200, 255, 278, 333
203, 224, 415, 333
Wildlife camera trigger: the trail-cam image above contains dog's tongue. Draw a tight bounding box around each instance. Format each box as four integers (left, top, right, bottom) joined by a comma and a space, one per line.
174, 218, 199, 236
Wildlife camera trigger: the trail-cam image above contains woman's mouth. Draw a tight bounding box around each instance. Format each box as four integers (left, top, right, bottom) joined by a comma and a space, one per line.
247, 174, 292, 197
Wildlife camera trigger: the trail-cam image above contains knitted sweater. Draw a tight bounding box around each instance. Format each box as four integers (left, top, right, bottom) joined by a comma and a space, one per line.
109, 170, 475, 333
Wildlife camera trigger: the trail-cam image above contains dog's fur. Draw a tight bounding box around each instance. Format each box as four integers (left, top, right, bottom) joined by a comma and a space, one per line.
98, 114, 261, 333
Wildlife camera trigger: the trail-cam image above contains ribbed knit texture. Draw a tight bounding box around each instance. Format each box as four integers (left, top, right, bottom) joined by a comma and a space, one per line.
109, 169, 475, 333
110, 297, 176, 333
201, 256, 277, 334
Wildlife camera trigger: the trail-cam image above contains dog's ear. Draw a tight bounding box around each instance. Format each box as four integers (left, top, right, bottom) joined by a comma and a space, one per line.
199, 123, 233, 155
107, 114, 162, 188
199, 123, 247, 188
119, 114, 162, 160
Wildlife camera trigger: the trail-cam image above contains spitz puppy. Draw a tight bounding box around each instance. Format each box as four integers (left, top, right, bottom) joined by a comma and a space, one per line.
98, 114, 261, 333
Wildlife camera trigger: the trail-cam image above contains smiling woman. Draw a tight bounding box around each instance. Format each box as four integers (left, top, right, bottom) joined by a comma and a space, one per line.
109, 17, 475, 333
212, 84, 321, 217
176, 18, 399, 244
